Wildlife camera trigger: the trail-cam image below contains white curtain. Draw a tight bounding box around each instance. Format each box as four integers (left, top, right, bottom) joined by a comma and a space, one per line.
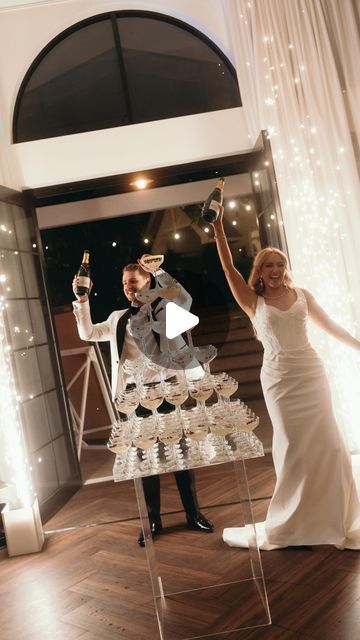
223, 0, 360, 452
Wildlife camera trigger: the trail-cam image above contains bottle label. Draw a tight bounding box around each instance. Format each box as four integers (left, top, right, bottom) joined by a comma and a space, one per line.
209, 200, 221, 214
77, 276, 90, 287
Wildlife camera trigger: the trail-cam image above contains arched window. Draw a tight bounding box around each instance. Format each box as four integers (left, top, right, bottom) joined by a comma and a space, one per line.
13, 11, 241, 143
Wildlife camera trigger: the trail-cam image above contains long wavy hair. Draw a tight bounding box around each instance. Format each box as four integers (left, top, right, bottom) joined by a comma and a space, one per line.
248, 247, 293, 295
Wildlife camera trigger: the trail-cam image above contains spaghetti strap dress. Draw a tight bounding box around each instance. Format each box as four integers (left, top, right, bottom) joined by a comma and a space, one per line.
223, 288, 360, 550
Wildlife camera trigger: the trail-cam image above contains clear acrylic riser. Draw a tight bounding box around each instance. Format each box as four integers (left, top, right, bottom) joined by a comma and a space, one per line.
113, 438, 271, 639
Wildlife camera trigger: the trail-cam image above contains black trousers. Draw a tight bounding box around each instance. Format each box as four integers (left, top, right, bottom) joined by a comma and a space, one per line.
142, 469, 199, 523
135, 395, 200, 522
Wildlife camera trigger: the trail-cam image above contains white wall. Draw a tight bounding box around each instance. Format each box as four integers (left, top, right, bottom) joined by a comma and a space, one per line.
17, 108, 249, 189
0, 0, 251, 190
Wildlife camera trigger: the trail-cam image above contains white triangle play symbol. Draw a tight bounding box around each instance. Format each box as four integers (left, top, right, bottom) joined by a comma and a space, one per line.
165, 302, 199, 339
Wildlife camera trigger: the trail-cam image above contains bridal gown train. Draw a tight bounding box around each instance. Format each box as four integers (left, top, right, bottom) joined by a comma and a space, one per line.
223, 288, 360, 550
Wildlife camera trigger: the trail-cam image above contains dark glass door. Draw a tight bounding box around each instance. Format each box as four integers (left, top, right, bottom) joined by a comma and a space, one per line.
0, 186, 81, 522
250, 130, 289, 256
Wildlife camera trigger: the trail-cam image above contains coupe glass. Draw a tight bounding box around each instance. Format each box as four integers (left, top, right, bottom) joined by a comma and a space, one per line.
212, 372, 238, 405
163, 378, 188, 425
122, 356, 147, 387
139, 382, 164, 426
132, 415, 160, 473
206, 405, 235, 461
209, 403, 235, 436
115, 388, 139, 416
185, 332, 217, 375
183, 408, 213, 464
158, 413, 185, 471
107, 420, 133, 454
188, 376, 214, 413
169, 346, 194, 370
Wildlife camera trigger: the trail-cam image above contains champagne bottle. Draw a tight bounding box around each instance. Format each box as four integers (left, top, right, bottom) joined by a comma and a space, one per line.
201, 178, 225, 223
76, 249, 91, 297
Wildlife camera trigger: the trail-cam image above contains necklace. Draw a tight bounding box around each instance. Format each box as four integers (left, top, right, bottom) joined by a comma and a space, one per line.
263, 287, 289, 300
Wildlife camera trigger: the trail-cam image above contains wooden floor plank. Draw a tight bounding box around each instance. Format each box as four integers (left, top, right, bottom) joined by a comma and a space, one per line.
1, 453, 359, 640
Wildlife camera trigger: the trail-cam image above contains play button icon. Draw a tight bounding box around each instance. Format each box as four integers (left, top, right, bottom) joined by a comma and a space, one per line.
165, 302, 199, 339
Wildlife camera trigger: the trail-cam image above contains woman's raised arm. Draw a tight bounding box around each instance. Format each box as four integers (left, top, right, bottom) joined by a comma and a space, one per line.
212, 207, 257, 318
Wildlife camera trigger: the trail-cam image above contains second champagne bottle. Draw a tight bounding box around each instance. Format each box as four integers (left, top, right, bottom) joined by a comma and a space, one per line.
76, 249, 91, 297
201, 178, 225, 223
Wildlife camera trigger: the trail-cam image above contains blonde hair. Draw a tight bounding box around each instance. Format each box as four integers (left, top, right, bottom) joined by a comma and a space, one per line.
248, 247, 293, 295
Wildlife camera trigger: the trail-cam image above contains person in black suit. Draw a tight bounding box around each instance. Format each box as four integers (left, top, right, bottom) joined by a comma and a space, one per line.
72, 259, 213, 545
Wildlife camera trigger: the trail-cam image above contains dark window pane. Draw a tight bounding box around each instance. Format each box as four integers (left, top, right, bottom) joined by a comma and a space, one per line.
14, 13, 241, 142
30, 443, 59, 501
16, 19, 128, 141
118, 16, 241, 123
22, 396, 52, 452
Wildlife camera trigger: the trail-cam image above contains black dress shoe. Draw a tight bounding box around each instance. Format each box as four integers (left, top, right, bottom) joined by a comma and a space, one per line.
138, 519, 163, 547
186, 512, 214, 532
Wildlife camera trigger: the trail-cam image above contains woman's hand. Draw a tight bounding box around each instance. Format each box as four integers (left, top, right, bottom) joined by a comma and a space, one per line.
72, 274, 92, 302
211, 204, 225, 234
210, 205, 224, 235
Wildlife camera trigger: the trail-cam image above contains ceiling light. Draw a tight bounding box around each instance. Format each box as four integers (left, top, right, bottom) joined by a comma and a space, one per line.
130, 177, 153, 190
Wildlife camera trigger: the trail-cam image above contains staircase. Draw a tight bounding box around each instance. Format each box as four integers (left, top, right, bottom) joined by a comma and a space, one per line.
193, 306, 273, 451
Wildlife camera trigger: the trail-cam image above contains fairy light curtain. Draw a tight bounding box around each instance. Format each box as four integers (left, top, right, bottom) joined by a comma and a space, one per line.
0, 293, 33, 508
223, 0, 360, 452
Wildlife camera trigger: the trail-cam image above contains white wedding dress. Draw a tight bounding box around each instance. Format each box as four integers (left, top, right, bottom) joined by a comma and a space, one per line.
223, 288, 360, 550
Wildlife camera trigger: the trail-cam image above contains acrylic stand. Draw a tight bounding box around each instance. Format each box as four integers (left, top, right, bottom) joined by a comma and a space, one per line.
112, 259, 271, 637
133, 457, 271, 640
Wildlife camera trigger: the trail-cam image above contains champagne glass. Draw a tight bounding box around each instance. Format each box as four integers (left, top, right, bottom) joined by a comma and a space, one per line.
107, 420, 133, 454
115, 388, 139, 418
207, 405, 235, 461
132, 415, 160, 473
158, 413, 185, 471
228, 402, 261, 458
188, 376, 214, 414
107, 419, 141, 480
209, 403, 234, 436
139, 382, 164, 426
237, 409, 260, 433
192, 344, 218, 376
163, 378, 188, 425
183, 408, 213, 464
169, 346, 194, 370
122, 356, 147, 388
212, 372, 238, 405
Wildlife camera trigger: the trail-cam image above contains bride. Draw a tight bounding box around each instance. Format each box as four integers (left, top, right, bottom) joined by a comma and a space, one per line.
212, 207, 360, 550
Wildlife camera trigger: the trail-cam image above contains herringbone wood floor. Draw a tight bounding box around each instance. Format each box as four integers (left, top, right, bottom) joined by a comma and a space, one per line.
1, 455, 359, 640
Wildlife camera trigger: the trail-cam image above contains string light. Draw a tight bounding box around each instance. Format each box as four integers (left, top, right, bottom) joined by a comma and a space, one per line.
0, 293, 33, 508
237, 0, 360, 451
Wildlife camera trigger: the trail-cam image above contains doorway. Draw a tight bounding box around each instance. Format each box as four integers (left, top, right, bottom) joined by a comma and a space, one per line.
32, 135, 284, 491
